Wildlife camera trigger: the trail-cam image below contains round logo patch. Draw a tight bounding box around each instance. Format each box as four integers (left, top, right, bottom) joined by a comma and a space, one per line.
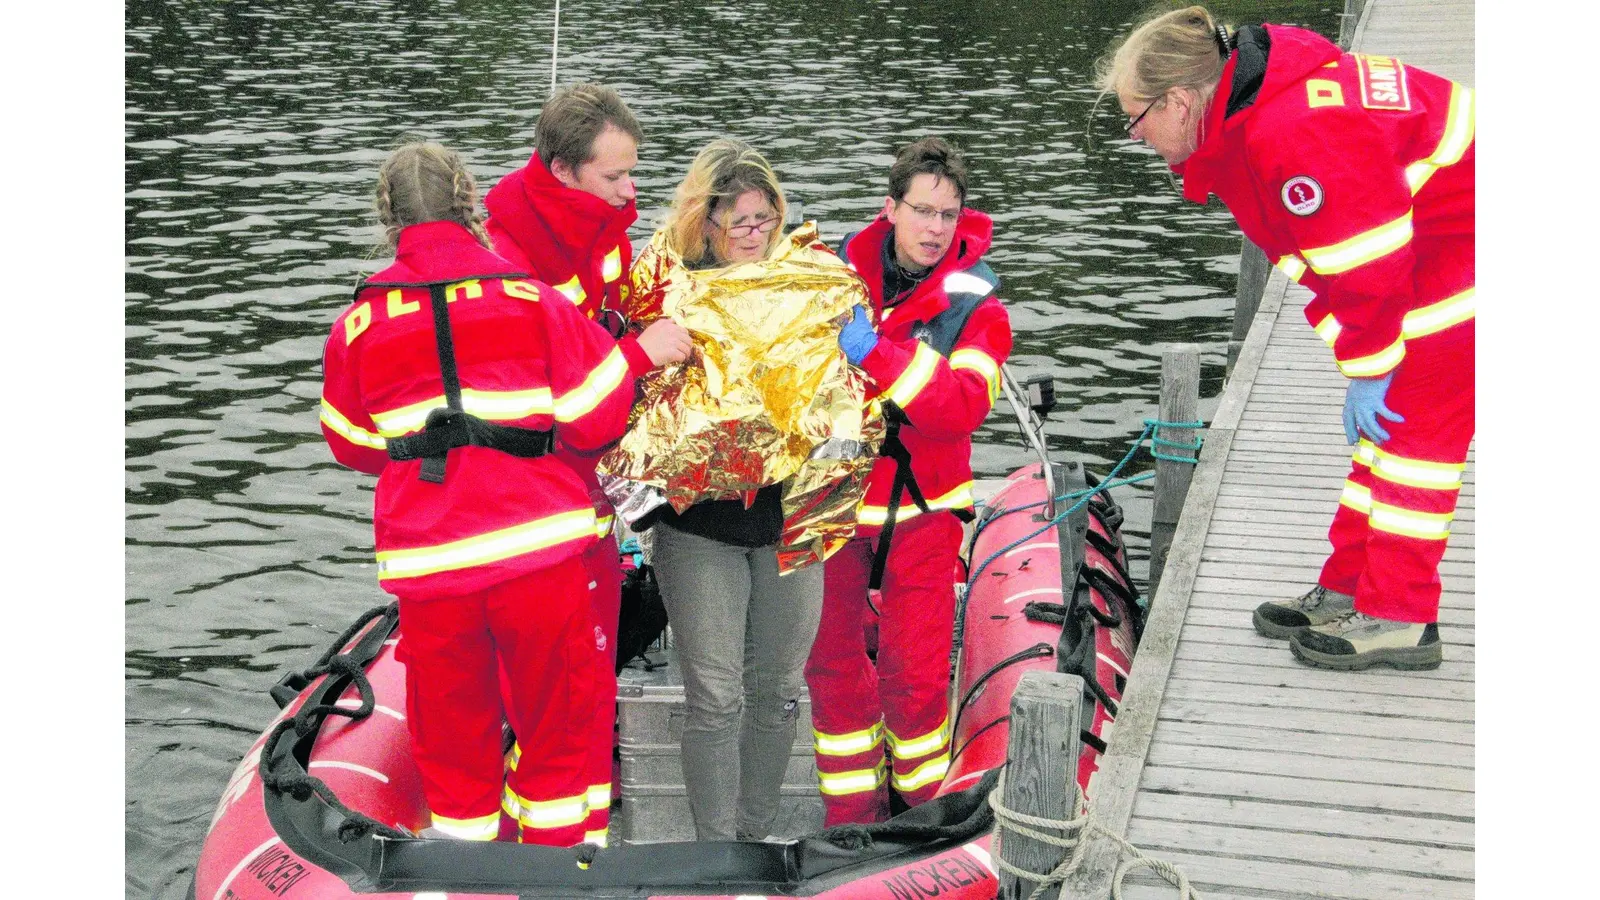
1281, 176, 1324, 216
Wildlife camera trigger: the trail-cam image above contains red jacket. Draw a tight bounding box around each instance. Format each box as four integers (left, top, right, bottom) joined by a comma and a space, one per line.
1176, 24, 1474, 377
840, 211, 1013, 534
319, 221, 637, 600
484, 153, 655, 518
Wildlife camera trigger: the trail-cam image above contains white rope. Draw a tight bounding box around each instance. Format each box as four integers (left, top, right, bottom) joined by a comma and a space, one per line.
550, 0, 561, 96
987, 768, 1202, 900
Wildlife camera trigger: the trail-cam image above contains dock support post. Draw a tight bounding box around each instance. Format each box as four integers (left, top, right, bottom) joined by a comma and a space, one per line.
997, 670, 1085, 900
1228, 238, 1271, 379
1148, 344, 1199, 603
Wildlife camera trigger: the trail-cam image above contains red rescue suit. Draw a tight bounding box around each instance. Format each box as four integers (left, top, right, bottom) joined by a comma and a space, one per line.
485, 152, 655, 659
319, 220, 634, 844
804, 211, 1012, 824
1176, 25, 1475, 623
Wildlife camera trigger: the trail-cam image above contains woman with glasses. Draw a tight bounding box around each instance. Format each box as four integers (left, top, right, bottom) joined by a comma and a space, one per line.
1098, 6, 1474, 672
624, 138, 827, 841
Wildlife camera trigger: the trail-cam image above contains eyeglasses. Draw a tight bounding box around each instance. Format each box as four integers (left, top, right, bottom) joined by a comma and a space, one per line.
902, 203, 961, 227
719, 216, 781, 239
1124, 97, 1162, 138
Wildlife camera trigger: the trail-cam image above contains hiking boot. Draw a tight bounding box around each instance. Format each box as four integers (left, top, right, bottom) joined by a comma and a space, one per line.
1252, 585, 1355, 639
1290, 610, 1442, 671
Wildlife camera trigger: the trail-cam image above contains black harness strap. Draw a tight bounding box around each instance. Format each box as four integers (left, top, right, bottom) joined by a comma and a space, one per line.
868, 415, 933, 591
357, 274, 555, 483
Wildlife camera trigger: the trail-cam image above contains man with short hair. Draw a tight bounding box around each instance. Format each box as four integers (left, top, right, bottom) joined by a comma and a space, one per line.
803, 136, 1013, 825
483, 82, 689, 843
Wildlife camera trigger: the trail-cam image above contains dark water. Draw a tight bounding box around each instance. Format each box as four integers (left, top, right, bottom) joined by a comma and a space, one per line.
124, 1, 1341, 895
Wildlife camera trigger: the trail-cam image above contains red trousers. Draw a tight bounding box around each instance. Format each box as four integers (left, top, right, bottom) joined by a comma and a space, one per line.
1319, 322, 1474, 623
398, 559, 615, 845
804, 513, 964, 825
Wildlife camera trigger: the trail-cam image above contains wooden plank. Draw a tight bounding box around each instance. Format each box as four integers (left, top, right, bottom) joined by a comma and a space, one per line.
1149, 718, 1474, 768
1176, 624, 1476, 660
1130, 791, 1473, 848
1156, 697, 1475, 745
1124, 817, 1474, 879
1143, 742, 1473, 793
1158, 679, 1476, 724
1172, 640, 1474, 682
1137, 765, 1472, 818
1186, 597, 1475, 628
1165, 657, 1475, 703
998, 672, 1084, 900
1111, 848, 1474, 900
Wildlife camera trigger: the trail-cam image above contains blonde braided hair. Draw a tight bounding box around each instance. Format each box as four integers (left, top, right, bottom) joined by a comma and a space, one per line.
373, 141, 492, 256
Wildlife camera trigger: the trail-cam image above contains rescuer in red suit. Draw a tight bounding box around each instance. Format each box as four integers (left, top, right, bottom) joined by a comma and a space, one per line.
1099, 7, 1474, 671
484, 83, 691, 667
803, 137, 1013, 824
318, 142, 685, 844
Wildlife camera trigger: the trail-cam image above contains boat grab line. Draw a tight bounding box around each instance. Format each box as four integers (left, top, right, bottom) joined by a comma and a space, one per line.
308, 760, 391, 783
212, 836, 281, 900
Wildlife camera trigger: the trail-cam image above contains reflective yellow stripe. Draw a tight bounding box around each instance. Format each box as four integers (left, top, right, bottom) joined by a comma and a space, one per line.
1339, 481, 1372, 514
587, 783, 612, 810
1313, 313, 1341, 347
1276, 255, 1307, 283
1369, 501, 1452, 540
885, 342, 941, 408
1336, 339, 1405, 378
377, 509, 597, 581
506, 742, 522, 772
371, 388, 554, 438
818, 765, 887, 797
1405, 84, 1475, 194
582, 828, 610, 848
502, 785, 592, 829
555, 347, 627, 422
949, 348, 1000, 403
1401, 287, 1474, 339
1302, 211, 1413, 276
601, 247, 623, 283
890, 754, 950, 792
814, 721, 884, 757
595, 514, 615, 538
320, 399, 386, 449
1354, 439, 1378, 468
857, 482, 975, 527
431, 811, 500, 840
554, 275, 584, 304
886, 719, 950, 759
1369, 446, 1465, 491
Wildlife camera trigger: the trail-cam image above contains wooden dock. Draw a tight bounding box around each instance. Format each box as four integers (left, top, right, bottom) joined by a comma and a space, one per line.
1060, 2, 1476, 897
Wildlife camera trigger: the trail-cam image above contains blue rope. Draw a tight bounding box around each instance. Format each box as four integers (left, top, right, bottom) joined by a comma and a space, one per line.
964, 417, 1205, 588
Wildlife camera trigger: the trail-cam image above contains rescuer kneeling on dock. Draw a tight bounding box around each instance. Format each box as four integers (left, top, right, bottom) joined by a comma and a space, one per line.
1098, 7, 1474, 671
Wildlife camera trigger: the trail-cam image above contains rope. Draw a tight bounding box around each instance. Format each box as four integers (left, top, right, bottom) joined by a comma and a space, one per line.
966, 418, 1205, 586
550, 0, 561, 96
987, 768, 1202, 900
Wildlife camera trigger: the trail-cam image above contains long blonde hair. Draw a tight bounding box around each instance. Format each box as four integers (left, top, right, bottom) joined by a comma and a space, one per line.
1095, 4, 1231, 103
374, 141, 492, 255
660, 138, 788, 266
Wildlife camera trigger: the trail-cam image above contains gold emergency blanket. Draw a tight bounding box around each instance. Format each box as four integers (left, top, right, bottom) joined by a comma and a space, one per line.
599, 223, 883, 572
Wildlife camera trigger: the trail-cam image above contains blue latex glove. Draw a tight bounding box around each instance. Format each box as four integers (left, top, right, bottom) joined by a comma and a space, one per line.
1342, 371, 1405, 444
838, 304, 879, 365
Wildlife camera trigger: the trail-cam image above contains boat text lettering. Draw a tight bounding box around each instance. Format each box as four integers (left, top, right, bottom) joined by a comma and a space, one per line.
879, 852, 993, 899
244, 845, 311, 896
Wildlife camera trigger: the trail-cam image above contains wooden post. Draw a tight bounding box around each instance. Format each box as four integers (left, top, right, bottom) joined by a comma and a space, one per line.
1148, 345, 1199, 603
1227, 238, 1271, 379
998, 671, 1085, 900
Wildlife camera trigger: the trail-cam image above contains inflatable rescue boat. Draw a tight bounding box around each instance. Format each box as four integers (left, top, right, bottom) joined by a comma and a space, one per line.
191, 373, 1143, 900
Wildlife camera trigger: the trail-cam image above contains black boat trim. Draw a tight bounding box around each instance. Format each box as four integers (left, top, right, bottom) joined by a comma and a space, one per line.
258, 607, 1004, 896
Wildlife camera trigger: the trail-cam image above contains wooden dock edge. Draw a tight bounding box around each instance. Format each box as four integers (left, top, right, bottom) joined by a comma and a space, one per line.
1058, 267, 1293, 900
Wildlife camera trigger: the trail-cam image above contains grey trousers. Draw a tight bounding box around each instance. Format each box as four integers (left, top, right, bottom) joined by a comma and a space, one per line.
650, 521, 825, 841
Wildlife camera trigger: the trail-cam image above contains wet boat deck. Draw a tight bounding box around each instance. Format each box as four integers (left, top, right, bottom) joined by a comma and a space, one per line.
1062, 3, 1476, 897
